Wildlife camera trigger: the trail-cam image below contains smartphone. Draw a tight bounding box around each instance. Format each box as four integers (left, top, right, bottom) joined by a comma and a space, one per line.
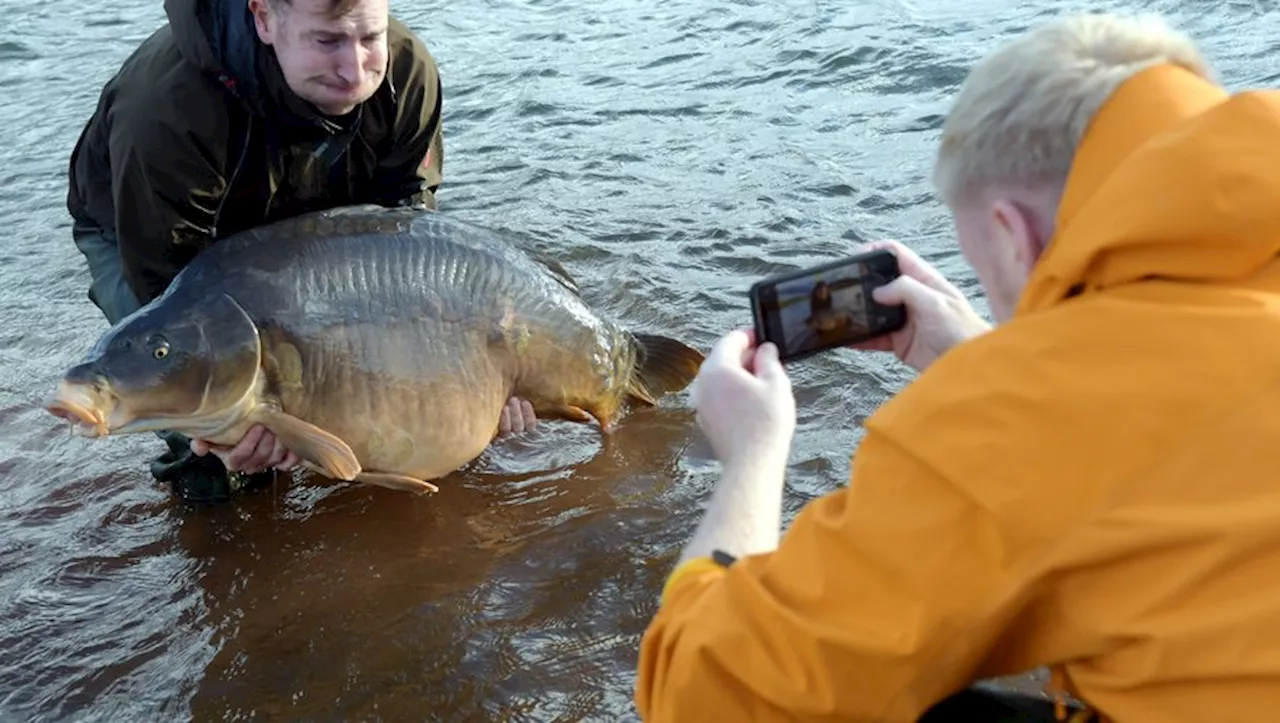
749, 249, 907, 363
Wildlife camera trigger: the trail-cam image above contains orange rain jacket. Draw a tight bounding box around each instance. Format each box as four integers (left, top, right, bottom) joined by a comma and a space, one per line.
636, 64, 1280, 722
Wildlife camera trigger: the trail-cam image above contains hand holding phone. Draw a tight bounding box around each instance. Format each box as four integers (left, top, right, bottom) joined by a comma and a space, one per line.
690, 328, 796, 468
748, 249, 908, 364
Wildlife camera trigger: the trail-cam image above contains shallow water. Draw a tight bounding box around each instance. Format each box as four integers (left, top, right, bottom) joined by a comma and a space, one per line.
2, 0, 1277, 719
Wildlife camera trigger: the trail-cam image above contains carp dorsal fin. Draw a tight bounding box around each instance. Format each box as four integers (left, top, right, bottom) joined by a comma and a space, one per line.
527, 249, 581, 296
625, 333, 706, 405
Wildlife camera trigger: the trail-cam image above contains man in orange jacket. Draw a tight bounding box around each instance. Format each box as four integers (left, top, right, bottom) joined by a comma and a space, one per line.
636, 11, 1280, 723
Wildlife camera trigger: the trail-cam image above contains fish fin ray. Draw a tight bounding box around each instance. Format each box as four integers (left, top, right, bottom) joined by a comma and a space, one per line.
355, 472, 440, 494
534, 403, 594, 424
256, 410, 362, 480
518, 243, 581, 296
627, 333, 706, 404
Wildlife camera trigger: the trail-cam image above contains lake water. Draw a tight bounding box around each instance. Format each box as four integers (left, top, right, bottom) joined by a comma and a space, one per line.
1, 0, 1277, 719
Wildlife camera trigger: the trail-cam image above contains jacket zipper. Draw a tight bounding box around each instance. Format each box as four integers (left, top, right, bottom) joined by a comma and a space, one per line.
211, 121, 253, 241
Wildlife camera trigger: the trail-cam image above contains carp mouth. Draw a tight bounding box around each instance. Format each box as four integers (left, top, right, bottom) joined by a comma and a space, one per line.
43, 380, 115, 438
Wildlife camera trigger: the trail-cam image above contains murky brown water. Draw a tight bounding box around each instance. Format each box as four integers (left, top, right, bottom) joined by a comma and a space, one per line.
2, 0, 1277, 719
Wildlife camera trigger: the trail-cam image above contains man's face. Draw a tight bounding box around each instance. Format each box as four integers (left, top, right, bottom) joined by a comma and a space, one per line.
251, 0, 390, 116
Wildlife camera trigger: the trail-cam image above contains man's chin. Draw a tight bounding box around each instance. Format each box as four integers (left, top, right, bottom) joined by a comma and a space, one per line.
308, 87, 371, 116
312, 100, 358, 116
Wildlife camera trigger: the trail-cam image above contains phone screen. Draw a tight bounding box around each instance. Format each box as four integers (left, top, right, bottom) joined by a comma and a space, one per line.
749, 249, 907, 363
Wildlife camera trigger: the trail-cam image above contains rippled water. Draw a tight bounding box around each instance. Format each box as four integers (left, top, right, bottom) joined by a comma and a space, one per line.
2, 0, 1277, 719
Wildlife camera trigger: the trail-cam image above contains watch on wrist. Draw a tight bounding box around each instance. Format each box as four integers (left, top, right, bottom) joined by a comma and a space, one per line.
711, 549, 738, 567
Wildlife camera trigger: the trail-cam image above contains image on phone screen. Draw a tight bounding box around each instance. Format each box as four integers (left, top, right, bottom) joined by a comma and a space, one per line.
751, 251, 905, 362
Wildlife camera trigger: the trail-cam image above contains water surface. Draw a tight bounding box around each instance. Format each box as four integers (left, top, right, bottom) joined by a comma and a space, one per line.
2, 0, 1277, 719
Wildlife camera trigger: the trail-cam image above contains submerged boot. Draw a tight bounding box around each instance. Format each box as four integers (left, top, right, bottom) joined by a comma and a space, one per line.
148, 431, 274, 504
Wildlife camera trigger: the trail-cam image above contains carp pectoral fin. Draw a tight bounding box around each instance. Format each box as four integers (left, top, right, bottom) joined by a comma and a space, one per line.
258, 411, 362, 481
627, 333, 707, 404
535, 403, 593, 424
354, 472, 440, 494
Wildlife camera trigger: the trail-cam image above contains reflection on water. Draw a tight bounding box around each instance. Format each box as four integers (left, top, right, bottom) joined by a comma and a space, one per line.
1, 0, 1277, 719
182, 405, 700, 720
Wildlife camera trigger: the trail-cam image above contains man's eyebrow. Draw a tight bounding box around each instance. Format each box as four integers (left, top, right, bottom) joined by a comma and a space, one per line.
306, 27, 387, 40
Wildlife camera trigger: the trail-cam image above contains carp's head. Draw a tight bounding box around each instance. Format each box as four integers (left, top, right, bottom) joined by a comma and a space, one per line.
44, 293, 262, 440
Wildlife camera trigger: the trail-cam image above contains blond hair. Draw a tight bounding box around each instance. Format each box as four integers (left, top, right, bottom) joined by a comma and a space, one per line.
932, 13, 1217, 205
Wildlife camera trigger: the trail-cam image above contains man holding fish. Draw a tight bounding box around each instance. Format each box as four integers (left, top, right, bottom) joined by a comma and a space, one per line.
64, 0, 537, 503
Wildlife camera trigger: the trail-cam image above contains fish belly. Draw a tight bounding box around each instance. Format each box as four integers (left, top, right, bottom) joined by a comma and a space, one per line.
269, 317, 516, 482
231, 212, 628, 480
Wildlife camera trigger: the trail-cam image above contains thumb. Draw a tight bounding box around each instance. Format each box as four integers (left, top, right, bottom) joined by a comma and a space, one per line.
871, 275, 935, 308
707, 328, 754, 368
752, 341, 790, 386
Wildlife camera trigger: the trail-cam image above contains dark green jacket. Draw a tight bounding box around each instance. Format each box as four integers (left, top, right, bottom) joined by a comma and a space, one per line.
67, 0, 445, 304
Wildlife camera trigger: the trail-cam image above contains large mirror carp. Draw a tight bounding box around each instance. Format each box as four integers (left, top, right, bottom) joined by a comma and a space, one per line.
44, 204, 706, 494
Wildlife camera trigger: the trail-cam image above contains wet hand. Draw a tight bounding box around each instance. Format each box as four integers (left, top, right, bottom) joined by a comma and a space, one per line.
496, 397, 538, 437
691, 328, 796, 470
849, 239, 992, 372
191, 423, 300, 474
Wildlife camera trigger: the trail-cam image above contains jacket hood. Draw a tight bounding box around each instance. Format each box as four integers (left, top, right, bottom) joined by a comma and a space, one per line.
165, 0, 265, 110
1015, 64, 1280, 315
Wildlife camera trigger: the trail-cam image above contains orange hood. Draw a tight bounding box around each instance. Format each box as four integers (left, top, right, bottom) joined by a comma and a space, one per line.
1015, 63, 1280, 316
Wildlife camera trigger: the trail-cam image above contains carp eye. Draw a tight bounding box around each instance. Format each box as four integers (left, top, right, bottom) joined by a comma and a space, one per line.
147, 335, 171, 360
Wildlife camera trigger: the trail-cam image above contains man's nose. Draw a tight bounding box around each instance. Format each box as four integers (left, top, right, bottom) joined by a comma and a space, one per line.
335, 44, 362, 84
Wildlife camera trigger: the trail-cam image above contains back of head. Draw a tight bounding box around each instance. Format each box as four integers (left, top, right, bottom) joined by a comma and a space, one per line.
932, 13, 1217, 207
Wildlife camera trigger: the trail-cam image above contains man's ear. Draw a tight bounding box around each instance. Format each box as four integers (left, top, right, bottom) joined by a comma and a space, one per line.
989, 198, 1046, 276
249, 0, 276, 44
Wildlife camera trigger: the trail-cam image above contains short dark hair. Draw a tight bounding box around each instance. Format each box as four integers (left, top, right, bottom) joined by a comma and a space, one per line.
267, 0, 363, 20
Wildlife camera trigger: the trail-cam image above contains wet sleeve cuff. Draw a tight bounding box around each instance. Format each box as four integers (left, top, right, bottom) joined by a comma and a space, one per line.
659, 556, 730, 607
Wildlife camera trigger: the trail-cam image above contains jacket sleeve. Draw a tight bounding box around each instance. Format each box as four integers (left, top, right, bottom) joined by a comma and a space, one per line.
374, 32, 444, 209
634, 427, 1019, 722
108, 108, 228, 304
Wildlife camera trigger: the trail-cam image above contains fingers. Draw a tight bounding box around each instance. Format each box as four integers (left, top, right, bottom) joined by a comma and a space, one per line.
249, 427, 277, 468
264, 435, 290, 470
190, 437, 235, 468
518, 398, 538, 431
224, 424, 265, 471
496, 397, 538, 437
223, 424, 271, 473
277, 450, 301, 471
738, 328, 761, 368
702, 328, 762, 379
498, 400, 513, 436
870, 274, 937, 309
860, 239, 929, 276
707, 328, 754, 368
751, 342, 790, 386
860, 239, 963, 299
193, 425, 300, 474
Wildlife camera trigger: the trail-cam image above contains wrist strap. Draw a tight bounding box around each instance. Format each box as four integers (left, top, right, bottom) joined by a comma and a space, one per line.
711, 549, 737, 567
